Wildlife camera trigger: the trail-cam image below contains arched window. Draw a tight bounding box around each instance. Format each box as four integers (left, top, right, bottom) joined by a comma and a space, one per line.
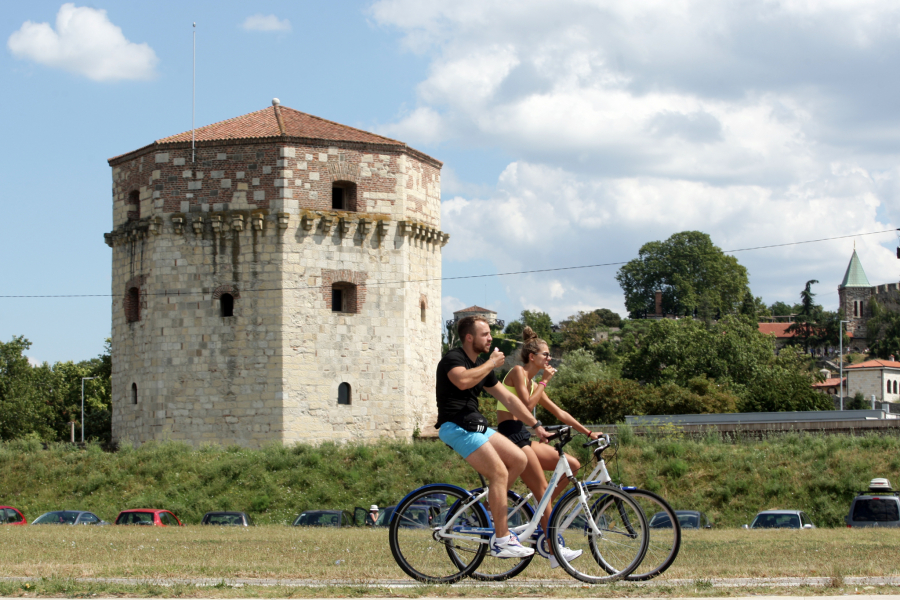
127, 190, 140, 221
331, 181, 357, 212
894, 380, 898, 394
220, 293, 234, 317
338, 382, 351, 405
331, 283, 358, 314
131, 382, 138, 405
125, 287, 141, 323
854, 301, 859, 317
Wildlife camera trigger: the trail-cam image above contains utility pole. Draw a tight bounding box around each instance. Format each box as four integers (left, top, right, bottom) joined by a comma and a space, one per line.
839, 320, 849, 410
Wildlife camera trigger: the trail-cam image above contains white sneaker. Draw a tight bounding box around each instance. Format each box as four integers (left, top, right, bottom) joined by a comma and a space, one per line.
548, 544, 583, 569
490, 533, 535, 558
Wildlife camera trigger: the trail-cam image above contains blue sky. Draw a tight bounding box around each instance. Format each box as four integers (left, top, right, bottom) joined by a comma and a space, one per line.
3, 0, 900, 363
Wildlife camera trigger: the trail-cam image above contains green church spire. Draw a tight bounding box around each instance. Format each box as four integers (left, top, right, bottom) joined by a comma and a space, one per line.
840, 249, 871, 288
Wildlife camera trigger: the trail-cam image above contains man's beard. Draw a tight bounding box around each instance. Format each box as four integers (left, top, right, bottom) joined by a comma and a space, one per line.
474, 340, 491, 354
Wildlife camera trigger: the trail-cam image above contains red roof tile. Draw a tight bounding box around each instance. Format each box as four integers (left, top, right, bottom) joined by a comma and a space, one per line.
156, 105, 405, 146
454, 305, 496, 314
757, 323, 796, 338
845, 359, 900, 370
812, 377, 845, 388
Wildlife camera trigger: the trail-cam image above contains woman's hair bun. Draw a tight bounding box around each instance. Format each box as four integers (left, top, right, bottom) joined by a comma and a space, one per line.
522, 326, 537, 342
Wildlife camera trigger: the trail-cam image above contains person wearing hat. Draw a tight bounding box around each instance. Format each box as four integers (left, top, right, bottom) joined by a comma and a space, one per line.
366, 505, 379, 526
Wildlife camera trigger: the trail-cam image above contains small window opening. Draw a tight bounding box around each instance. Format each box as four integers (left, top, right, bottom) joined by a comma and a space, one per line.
131, 382, 138, 405
338, 382, 351, 405
420, 301, 426, 323
331, 181, 357, 212
894, 380, 898, 394
127, 190, 140, 221
332, 288, 343, 312
220, 293, 234, 317
854, 301, 859, 317
125, 287, 141, 323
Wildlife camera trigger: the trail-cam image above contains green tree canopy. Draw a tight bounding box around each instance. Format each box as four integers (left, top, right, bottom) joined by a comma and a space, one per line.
867, 298, 900, 359
616, 231, 750, 319
520, 310, 553, 341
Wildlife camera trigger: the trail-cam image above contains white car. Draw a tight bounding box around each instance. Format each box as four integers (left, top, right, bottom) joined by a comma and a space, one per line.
746, 510, 814, 529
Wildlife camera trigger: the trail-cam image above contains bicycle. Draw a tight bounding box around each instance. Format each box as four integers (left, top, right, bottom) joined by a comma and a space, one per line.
465, 433, 680, 582
388, 425, 649, 584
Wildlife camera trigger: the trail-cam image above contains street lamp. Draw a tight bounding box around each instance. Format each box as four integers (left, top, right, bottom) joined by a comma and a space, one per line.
81, 377, 97, 444
839, 320, 850, 410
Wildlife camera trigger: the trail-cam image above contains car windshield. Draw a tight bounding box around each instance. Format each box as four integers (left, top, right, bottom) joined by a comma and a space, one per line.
374, 507, 393, 526
649, 512, 673, 527
295, 512, 341, 526
677, 514, 699, 528
207, 514, 244, 525
116, 512, 155, 525
753, 513, 800, 528
853, 499, 900, 522
34, 511, 79, 524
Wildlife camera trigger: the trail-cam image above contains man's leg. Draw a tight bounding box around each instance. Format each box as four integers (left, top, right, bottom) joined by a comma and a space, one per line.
465, 440, 513, 537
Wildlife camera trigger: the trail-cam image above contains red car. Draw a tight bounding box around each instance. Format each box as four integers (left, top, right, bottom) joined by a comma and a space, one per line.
0, 506, 27, 525
115, 509, 182, 526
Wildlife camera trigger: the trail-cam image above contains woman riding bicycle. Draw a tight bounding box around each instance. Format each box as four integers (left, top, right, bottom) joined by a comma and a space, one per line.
499, 326, 602, 567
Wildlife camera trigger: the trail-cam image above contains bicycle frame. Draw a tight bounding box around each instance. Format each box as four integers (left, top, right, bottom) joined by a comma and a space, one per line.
439, 427, 606, 545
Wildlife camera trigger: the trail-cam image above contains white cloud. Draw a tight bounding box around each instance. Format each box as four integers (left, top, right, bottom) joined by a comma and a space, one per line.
375, 0, 900, 318
241, 14, 292, 32
7, 4, 158, 81
27, 356, 41, 367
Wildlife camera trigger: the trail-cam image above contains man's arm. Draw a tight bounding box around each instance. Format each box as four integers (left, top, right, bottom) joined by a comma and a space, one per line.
446, 349, 504, 390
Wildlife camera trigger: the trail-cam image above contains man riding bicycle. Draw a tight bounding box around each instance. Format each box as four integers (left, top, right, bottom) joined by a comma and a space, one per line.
435, 315, 549, 558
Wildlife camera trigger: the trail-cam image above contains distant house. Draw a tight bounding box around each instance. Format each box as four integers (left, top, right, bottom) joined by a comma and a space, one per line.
452, 305, 500, 327
812, 376, 845, 396
845, 359, 900, 402
757, 323, 797, 350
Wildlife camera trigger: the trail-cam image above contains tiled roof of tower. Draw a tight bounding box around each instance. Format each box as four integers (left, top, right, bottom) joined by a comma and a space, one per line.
155, 105, 406, 146
840, 249, 871, 288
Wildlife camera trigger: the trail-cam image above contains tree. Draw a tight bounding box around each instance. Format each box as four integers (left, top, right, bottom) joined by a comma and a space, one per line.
616, 231, 750, 319
867, 298, 900, 359
504, 320, 524, 338
740, 291, 770, 323
786, 280, 822, 352
769, 301, 799, 318
0, 336, 53, 440
620, 315, 831, 412
520, 310, 553, 341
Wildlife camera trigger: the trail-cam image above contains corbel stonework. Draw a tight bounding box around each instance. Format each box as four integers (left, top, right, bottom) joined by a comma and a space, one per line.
210, 214, 223, 233
320, 215, 333, 233
300, 213, 314, 231
148, 216, 162, 235
231, 214, 245, 232
440, 232, 451, 246
171, 214, 185, 235
191, 216, 204, 235
358, 217, 370, 236
376, 220, 388, 239
337, 217, 351, 237
104, 232, 114, 247
251, 212, 265, 231
398, 221, 409, 236
277, 212, 290, 230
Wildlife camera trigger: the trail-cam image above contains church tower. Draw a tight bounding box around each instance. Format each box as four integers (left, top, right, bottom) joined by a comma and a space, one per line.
105, 101, 448, 447
838, 248, 872, 339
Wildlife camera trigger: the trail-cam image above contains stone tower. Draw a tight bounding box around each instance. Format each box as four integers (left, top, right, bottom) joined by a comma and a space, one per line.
104, 102, 448, 447
838, 248, 872, 339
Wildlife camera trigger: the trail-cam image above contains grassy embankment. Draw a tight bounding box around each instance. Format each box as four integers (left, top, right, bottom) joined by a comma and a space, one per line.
2, 429, 900, 527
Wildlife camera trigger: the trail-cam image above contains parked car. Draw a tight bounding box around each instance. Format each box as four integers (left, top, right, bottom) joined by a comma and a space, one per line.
202, 511, 253, 526
375, 503, 448, 528
115, 509, 183, 526
32, 510, 108, 525
0, 506, 27, 525
845, 478, 900, 528
746, 510, 814, 529
292, 510, 357, 527
649, 510, 712, 529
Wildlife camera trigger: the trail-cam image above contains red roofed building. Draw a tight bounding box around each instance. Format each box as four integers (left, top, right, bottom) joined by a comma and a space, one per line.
104, 101, 448, 447
845, 359, 900, 402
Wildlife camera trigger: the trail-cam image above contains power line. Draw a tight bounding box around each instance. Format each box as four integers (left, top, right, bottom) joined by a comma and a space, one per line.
0, 228, 895, 299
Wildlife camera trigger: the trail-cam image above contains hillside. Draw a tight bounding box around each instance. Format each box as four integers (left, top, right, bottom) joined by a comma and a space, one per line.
2, 430, 897, 527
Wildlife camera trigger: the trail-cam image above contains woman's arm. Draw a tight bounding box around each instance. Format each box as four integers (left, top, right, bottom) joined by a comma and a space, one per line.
506, 366, 546, 411
538, 392, 602, 439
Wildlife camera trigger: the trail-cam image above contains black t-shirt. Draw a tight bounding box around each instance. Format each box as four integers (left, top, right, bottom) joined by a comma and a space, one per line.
435, 347, 499, 427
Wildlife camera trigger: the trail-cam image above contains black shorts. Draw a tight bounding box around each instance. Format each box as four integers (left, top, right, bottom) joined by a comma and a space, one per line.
497, 419, 532, 449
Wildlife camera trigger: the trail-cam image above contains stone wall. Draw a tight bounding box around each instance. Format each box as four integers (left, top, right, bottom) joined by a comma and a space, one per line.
107, 138, 446, 447
846, 368, 900, 402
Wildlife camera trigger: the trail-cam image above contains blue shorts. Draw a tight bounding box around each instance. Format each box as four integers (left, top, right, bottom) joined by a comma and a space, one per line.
439, 422, 496, 459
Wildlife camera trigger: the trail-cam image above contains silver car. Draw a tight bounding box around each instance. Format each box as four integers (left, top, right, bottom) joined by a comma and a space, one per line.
32, 510, 108, 525
746, 510, 814, 529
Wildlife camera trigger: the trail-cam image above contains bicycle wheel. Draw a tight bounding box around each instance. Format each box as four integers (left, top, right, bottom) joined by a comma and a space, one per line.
455, 488, 536, 581
389, 484, 489, 584
549, 483, 648, 584
620, 488, 681, 581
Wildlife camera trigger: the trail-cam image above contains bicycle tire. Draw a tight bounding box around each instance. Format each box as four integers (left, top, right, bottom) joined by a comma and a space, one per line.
619, 488, 681, 581
452, 488, 536, 581
389, 484, 489, 584
549, 483, 648, 584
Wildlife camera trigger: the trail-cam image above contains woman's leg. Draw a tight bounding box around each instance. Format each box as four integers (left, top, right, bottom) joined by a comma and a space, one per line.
518, 445, 552, 533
